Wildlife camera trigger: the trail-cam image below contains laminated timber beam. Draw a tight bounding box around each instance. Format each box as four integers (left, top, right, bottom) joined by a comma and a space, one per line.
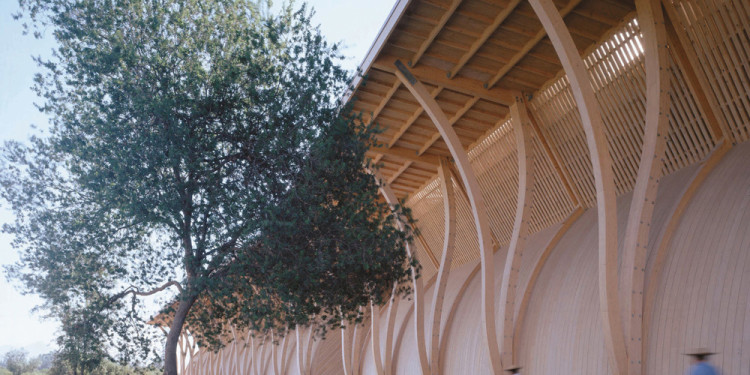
621, 1, 670, 374
368, 145, 442, 167
393, 59, 504, 374
387, 86, 444, 148
428, 158, 457, 374
366, 81, 401, 125
409, 0, 463, 68
446, 0, 523, 79
497, 96, 536, 366
486, 0, 583, 89
372, 55, 516, 106
526, 0, 627, 373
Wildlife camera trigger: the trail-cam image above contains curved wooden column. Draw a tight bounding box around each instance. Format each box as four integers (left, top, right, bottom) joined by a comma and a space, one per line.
393, 60, 504, 375
497, 97, 536, 365
252, 336, 265, 375
284, 334, 293, 375
389, 277, 437, 375
621, 2, 670, 374
370, 302, 385, 375
341, 321, 357, 375
526, 1, 626, 373
383, 286, 400, 375
378, 180, 430, 375
271, 331, 282, 375
428, 158, 457, 374
261, 338, 273, 375
296, 326, 305, 375
351, 313, 367, 375
295, 324, 315, 375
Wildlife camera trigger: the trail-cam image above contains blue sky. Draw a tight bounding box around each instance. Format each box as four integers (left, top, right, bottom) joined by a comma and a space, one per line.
0, 0, 396, 356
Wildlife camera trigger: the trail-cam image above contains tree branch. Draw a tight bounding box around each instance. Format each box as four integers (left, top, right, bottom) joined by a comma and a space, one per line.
108, 280, 184, 305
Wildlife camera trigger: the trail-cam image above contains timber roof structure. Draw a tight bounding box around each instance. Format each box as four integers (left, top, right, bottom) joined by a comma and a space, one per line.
182, 1, 750, 374
344, 0, 747, 277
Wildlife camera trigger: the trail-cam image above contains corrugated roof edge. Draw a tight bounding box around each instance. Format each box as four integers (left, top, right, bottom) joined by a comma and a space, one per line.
341, 0, 413, 107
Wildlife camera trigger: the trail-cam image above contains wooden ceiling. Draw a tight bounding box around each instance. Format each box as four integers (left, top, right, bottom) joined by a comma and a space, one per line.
348, 0, 635, 199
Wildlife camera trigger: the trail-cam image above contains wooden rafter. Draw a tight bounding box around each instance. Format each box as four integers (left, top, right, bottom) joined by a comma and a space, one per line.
388, 86, 444, 148
410, 0, 464, 68
367, 145, 441, 166
367, 81, 402, 125
486, 0, 584, 89
387, 162, 413, 185
418, 96, 481, 155
447, 0, 523, 78
373, 55, 515, 105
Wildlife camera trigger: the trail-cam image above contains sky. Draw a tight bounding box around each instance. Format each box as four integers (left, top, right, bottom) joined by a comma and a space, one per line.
0, 0, 397, 357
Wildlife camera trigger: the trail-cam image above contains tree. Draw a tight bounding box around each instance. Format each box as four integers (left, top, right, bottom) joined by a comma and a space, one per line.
2, 1, 416, 374
2, 350, 39, 375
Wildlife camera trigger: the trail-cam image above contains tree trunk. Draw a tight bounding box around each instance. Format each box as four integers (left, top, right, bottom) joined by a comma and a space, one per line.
164, 295, 197, 375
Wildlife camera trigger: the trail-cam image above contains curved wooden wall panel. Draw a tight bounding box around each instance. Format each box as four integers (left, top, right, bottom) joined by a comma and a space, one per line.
516, 194, 632, 375
440, 266, 493, 375
644, 143, 750, 375
511, 222, 563, 323
310, 331, 344, 375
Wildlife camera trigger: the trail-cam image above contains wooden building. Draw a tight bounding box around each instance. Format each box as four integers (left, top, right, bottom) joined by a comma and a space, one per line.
181, 0, 750, 373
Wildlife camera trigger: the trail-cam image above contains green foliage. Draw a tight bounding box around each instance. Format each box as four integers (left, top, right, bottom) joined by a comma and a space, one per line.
45, 353, 160, 375
2, 350, 39, 375
2, 0, 417, 370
